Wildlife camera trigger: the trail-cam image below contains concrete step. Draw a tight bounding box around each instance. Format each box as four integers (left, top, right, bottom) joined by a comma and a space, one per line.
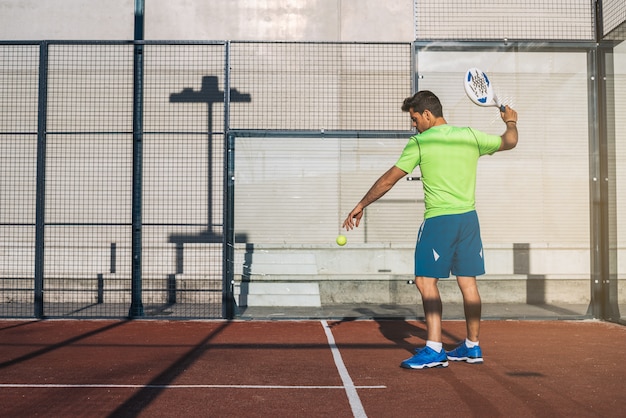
242, 282, 321, 307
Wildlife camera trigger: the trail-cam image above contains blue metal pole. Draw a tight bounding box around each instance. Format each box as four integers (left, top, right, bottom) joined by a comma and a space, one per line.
129, 0, 145, 317
34, 41, 49, 319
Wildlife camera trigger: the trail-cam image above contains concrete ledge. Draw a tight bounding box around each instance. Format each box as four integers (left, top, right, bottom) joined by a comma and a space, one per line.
243, 282, 321, 307
231, 243, 609, 307
234, 274, 596, 306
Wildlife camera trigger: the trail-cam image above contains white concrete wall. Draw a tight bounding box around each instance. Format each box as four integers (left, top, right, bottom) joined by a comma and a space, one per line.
0, 0, 414, 41
146, 0, 414, 41
0, 0, 134, 40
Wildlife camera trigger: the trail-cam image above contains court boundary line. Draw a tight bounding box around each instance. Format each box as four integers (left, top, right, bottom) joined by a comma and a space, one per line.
321, 319, 368, 418
0, 383, 386, 390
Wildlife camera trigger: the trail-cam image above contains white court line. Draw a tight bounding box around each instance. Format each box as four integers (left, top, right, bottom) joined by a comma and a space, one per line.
1, 323, 385, 417
0, 384, 385, 390
321, 320, 368, 418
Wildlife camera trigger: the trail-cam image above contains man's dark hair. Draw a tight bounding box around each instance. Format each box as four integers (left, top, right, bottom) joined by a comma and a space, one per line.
401, 90, 443, 117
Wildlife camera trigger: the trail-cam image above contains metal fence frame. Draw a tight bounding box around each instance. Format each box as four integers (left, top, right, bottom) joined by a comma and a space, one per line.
412, 40, 621, 323
0, 39, 623, 320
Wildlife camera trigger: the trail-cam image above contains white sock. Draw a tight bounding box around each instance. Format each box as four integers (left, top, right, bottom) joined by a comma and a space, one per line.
426, 340, 443, 353
465, 338, 479, 348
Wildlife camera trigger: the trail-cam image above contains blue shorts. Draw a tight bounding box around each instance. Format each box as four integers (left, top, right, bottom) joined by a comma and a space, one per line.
414, 210, 485, 279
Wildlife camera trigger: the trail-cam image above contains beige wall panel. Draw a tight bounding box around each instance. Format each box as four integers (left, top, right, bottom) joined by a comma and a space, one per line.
146, 0, 413, 41
0, 0, 134, 40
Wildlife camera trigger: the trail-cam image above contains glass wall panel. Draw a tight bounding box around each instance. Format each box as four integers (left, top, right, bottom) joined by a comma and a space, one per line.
414, 48, 591, 311
613, 41, 626, 323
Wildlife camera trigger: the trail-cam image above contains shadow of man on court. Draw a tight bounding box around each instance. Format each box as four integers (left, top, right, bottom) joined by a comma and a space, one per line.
351, 305, 465, 354
352, 306, 428, 354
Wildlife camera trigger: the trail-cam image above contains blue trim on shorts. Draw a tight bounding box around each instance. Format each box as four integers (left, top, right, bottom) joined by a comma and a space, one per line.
414, 210, 485, 278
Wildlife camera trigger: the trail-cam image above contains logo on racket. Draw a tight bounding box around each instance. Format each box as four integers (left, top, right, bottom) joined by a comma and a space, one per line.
466, 69, 490, 104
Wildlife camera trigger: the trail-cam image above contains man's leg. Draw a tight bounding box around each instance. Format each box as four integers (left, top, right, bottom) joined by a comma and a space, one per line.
446, 275, 484, 363
400, 276, 448, 369
456, 275, 481, 342
415, 276, 442, 342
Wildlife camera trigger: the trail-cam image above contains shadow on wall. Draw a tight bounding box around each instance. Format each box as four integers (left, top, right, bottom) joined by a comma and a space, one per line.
513, 243, 547, 304
166, 75, 251, 279
514, 242, 590, 316
238, 243, 255, 307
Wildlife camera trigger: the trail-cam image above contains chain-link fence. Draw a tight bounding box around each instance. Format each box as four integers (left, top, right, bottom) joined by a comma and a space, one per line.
1, 0, 625, 320
0, 41, 413, 319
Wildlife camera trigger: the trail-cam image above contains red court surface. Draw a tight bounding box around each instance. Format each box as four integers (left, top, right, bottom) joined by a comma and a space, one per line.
1, 319, 625, 417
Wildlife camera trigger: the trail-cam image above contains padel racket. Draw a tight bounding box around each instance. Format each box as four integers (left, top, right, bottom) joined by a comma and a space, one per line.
464, 68, 505, 112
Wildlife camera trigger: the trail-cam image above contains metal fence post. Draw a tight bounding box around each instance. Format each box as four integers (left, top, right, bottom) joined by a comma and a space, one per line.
129, 1, 145, 318
34, 41, 49, 319
223, 132, 236, 320
223, 42, 235, 319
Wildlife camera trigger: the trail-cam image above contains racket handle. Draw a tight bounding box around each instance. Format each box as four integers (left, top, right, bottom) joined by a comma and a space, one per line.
406, 176, 421, 181
499, 104, 506, 112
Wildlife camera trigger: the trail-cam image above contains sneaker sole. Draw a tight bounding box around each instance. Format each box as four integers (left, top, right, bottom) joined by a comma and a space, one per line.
400, 361, 449, 369
448, 356, 483, 364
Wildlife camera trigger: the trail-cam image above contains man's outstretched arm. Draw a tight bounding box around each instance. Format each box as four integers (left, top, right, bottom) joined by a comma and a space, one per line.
342, 166, 408, 230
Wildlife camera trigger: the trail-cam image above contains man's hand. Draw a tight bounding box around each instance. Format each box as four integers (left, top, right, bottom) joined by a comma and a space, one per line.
342, 205, 364, 231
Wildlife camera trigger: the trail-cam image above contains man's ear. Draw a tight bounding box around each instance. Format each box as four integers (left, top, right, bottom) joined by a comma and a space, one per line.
422, 109, 433, 123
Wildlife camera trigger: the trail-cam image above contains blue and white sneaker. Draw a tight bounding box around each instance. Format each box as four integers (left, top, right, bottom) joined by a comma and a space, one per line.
446, 342, 484, 364
400, 346, 448, 369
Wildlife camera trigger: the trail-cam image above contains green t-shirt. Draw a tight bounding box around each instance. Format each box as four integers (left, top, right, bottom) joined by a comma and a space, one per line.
395, 124, 501, 219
